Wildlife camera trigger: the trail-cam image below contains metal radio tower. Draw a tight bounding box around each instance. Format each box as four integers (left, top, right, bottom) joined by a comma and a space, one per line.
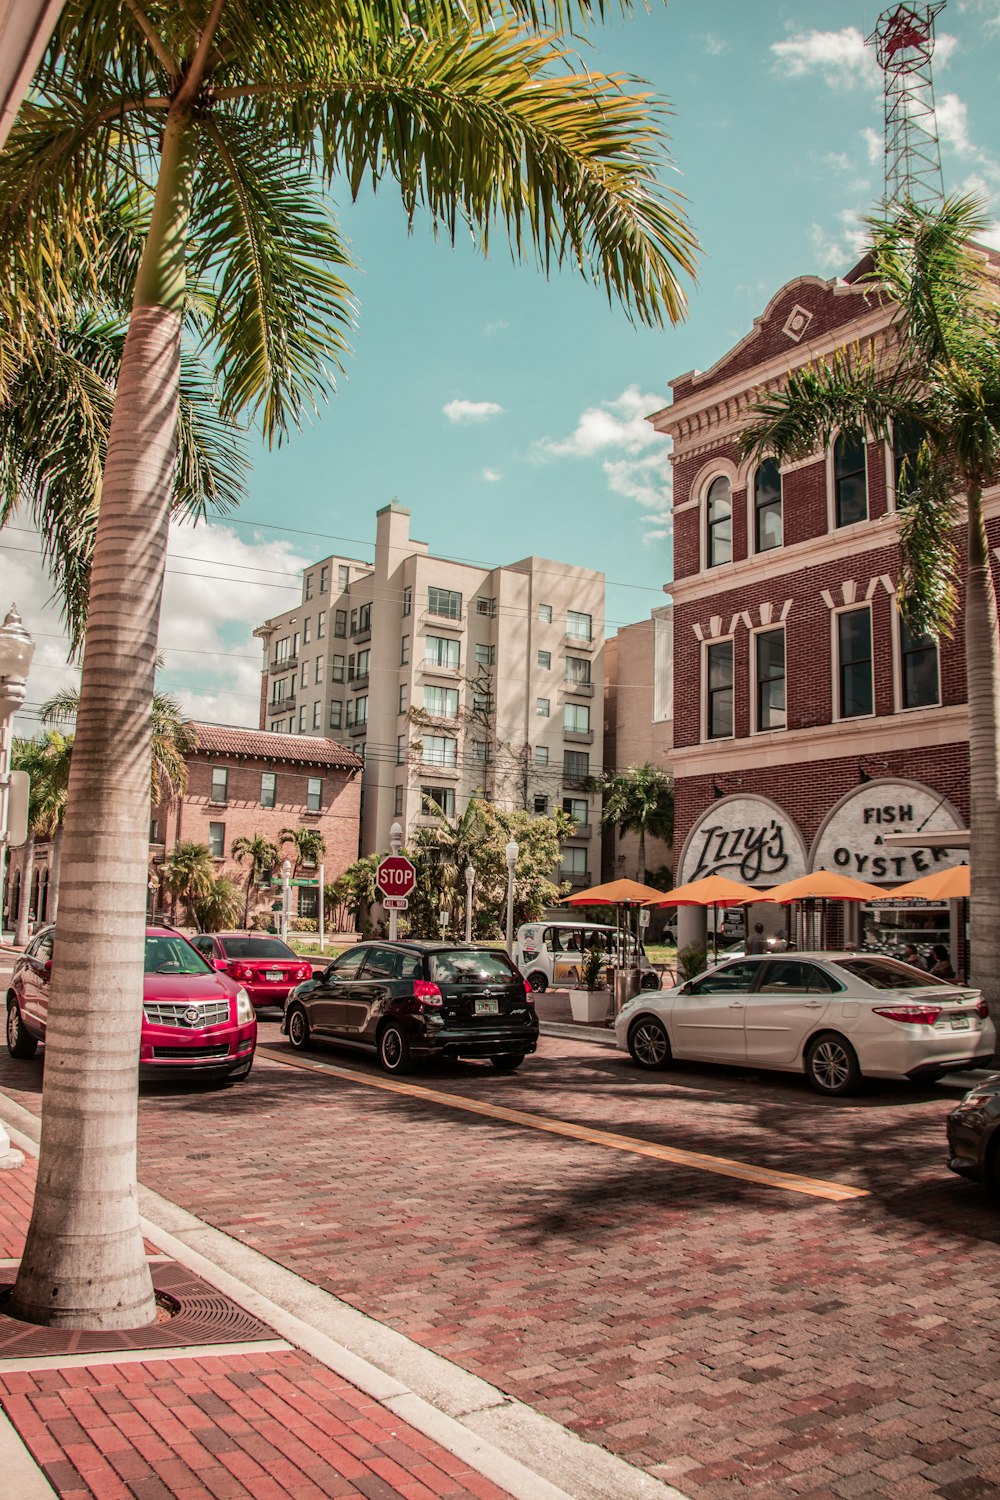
867, 3, 946, 209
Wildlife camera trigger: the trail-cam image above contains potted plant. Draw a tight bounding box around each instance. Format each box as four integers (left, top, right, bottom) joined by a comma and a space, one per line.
570, 946, 611, 1024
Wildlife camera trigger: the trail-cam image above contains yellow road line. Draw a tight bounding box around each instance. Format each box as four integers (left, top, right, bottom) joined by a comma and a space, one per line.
257, 1046, 868, 1203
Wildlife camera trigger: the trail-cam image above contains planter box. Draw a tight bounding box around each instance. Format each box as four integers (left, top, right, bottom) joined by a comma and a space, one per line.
570, 989, 611, 1024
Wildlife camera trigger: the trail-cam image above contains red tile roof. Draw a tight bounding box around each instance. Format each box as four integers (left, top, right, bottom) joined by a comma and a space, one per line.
188, 723, 362, 770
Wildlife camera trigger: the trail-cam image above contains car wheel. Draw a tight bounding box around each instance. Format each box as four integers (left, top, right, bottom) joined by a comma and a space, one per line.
286, 1005, 310, 1050
490, 1053, 525, 1071
6, 998, 37, 1059
805, 1032, 861, 1096
526, 971, 548, 993
627, 1015, 671, 1070
378, 1022, 412, 1075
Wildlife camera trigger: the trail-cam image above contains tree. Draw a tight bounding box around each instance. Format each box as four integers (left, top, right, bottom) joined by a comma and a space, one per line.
600, 763, 674, 883
278, 827, 327, 880
160, 840, 215, 925
42, 681, 195, 805
9, 737, 67, 942
35, 730, 74, 926
189, 875, 242, 932
739, 196, 1000, 1026
231, 834, 278, 926
409, 794, 485, 936
2, 0, 697, 1330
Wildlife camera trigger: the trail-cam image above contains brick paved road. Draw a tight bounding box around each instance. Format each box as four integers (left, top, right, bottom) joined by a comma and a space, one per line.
2, 1027, 999, 1500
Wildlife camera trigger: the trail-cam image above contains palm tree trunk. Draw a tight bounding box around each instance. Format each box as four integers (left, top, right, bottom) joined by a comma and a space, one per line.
14, 835, 35, 946
47, 823, 64, 924
637, 827, 647, 884
12, 110, 196, 1329
964, 484, 1000, 1049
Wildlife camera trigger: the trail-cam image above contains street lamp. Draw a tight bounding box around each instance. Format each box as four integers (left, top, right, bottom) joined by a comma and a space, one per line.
464, 863, 475, 943
280, 858, 292, 943
504, 838, 519, 956
0, 605, 35, 937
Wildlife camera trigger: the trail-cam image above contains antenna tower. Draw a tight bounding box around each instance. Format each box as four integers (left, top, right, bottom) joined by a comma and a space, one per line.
866, 3, 946, 209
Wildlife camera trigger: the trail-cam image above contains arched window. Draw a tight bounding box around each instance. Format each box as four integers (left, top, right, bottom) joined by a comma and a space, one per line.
834, 432, 867, 527
893, 417, 924, 507
754, 459, 783, 552
706, 476, 732, 567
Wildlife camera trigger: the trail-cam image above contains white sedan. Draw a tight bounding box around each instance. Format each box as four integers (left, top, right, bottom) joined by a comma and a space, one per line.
614, 952, 996, 1096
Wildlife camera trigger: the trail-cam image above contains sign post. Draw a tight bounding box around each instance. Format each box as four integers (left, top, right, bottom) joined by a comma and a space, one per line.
377, 842, 416, 942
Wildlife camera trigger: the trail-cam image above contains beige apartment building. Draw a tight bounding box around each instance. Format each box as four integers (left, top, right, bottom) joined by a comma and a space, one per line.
601, 605, 674, 885
254, 503, 605, 884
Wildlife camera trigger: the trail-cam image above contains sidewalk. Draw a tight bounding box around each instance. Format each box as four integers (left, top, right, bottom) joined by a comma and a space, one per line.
0, 1100, 684, 1500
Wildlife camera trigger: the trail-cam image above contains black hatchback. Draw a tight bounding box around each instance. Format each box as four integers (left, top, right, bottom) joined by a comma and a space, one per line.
281, 941, 539, 1074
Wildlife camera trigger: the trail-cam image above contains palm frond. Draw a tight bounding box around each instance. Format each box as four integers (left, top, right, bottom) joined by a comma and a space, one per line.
894, 440, 963, 639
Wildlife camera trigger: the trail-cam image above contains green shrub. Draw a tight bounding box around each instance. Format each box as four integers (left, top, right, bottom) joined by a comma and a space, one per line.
290, 917, 318, 933
677, 944, 707, 981
580, 946, 605, 991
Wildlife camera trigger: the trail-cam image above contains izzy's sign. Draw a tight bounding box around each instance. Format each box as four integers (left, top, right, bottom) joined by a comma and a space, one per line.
680, 796, 807, 885
812, 784, 964, 883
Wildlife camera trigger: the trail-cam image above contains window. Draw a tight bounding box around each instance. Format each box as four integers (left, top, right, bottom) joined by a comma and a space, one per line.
834, 432, 868, 527
349, 607, 357, 634
330, 700, 343, 729
560, 847, 587, 877
298, 706, 307, 731
563, 797, 588, 825
900, 617, 940, 709
534, 745, 549, 766
567, 610, 592, 642
759, 959, 841, 993
564, 703, 590, 734
755, 628, 786, 732
271, 679, 287, 704
688, 960, 759, 995
837, 608, 873, 718
354, 695, 368, 727
537, 650, 551, 670
298, 885, 318, 921
534, 795, 549, 814
423, 735, 457, 767
260, 773, 276, 808
706, 640, 734, 739
354, 648, 370, 679
300, 663, 308, 690
476, 596, 497, 617
422, 785, 455, 816
400, 635, 410, 665
355, 602, 371, 634
893, 417, 924, 506
426, 635, 460, 669
312, 702, 322, 729
320, 566, 329, 594
537, 698, 550, 717
475, 643, 496, 666
565, 656, 591, 686
292, 631, 301, 657
332, 654, 345, 683
334, 609, 347, 637
473, 691, 493, 713
303, 617, 311, 644
305, 574, 314, 600
402, 585, 412, 617
428, 585, 462, 619
398, 683, 407, 714
754, 459, 782, 552
424, 685, 459, 718
288, 717, 294, 734
315, 656, 323, 684
317, 610, 326, 639
563, 749, 589, 780
210, 767, 228, 803
338, 564, 350, 591
394, 785, 404, 816
706, 476, 732, 567
397, 735, 408, 765
307, 777, 322, 812
472, 740, 491, 763
208, 821, 225, 858
274, 637, 290, 664
538, 603, 552, 624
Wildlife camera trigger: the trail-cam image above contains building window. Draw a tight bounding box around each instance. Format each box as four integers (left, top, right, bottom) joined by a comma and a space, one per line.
300, 663, 308, 690
538, 603, 552, 624
288, 717, 294, 734
563, 796, 588, 825
271, 679, 287, 704
338, 564, 350, 591
397, 735, 408, 765
402, 585, 412, 617
330, 700, 343, 729
400, 635, 410, 665
307, 777, 322, 812
834, 432, 868, 527
334, 609, 347, 637
354, 648, 370, 678
538, 650, 551, 670
472, 740, 491, 763
260, 772, 276, 808
298, 885, 318, 920
210, 767, 228, 803
394, 785, 404, 816
475, 643, 496, 666
305, 574, 313, 601
900, 617, 940, 709
315, 656, 323, 684
561, 847, 587, 879
473, 691, 493, 713
563, 749, 589, 781
837, 607, 873, 719
424, 685, 459, 718
706, 476, 732, 567
428, 586, 462, 620
536, 698, 550, 717
534, 795, 549, 815
564, 703, 590, 734
534, 745, 549, 766
754, 459, 783, 553
706, 639, 734, 739
355, 602, 371, 634
565, 656, 591, 686
312, 701, 322, 729
349, 607, 356, 634
567, 610, 592, 642
755, 628, 786, 732
298, 706, 307, 731
320, 566, 329, 594
398, 683, 407, 714
274, 637, 290, 665
422, 785, 455, 816
423, 735, 457, 768
303, 617, 311, 644
208, 821, 225, 858
426, 635, 460, 669
317, 610, 326, 639
476, 596, 497, 617
354, 695, 368, 727
332, 654, 345, 683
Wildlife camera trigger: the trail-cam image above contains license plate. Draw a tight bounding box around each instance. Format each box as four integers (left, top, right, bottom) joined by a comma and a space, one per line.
475, 998, 499, 1015
949, 1016, 971, 1030
265, 971, 284, 981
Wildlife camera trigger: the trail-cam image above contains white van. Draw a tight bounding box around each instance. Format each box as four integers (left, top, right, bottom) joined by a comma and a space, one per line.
513, 921, 661, 993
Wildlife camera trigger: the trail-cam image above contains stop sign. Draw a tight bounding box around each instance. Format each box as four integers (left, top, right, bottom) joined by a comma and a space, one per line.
376, 854, 416, 901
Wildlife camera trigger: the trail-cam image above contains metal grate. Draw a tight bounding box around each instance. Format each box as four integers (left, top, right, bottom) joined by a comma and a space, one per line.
143, 1000, 230, 1028
151, 1044, 231, 1060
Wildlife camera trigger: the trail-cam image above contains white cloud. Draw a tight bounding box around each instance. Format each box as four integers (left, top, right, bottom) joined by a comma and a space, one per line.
442, 398, 503, 423
603, 451, 674, 545
824, 152, 852, 174
703, 33, 728, 55
481, 467, 502, 482
771, 27, 877, 89
810, 209, 869, 275
538, 385, 665, 459
862, 127, 882, 165
483, 319, 507, 336
936, 92, 975, 155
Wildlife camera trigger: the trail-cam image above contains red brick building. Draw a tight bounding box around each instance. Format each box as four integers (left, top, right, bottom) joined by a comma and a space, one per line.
648, 260, 979, 960
152, 724, 363, 924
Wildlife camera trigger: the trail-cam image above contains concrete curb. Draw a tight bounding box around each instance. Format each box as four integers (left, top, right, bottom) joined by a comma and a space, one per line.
0, 1091, 690, 1500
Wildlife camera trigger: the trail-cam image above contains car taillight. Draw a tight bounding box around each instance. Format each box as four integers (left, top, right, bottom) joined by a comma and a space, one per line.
976, 999, 988, 1019
413, 980, 443, 1008
524, 989, 535, 1005
873, 1004, 942, 1026
228, 962, 254, 982
295, 964, 311, 982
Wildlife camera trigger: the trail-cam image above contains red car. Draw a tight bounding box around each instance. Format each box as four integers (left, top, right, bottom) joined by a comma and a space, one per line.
189, 932, 313, 1010
6, 926, 257, 1082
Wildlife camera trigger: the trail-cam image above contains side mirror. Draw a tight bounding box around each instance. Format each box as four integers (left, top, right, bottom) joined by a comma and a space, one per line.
678, 980, 693, 995
212, 958, 229, 972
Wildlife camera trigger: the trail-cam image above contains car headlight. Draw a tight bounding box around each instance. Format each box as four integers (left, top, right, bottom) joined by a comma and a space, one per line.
235, 986, 255, 1024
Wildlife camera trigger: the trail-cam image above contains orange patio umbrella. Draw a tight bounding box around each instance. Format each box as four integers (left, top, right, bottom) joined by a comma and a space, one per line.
756, 870, 886, 903
888, 866, 970, 901
561, 877, 670, 906
646, 874, 764, 962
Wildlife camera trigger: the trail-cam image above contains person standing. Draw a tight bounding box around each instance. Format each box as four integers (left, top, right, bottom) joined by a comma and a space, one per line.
746, 922, 768, 954
929, 943, 955, 981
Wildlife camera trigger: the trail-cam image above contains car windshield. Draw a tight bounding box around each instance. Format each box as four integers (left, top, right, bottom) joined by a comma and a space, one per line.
144, 935, 212, 976
430, 950, 519, 983
219, 937, 295, 960
835, 957, 952, 990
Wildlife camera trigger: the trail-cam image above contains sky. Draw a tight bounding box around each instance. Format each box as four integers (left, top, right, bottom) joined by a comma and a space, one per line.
4, 0, 1000, 735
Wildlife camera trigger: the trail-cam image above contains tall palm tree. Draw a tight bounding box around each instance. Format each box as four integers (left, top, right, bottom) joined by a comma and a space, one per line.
160, 839, 215, 924
231, 833, 278, 925
189, 874, 242, 931
42, 682, 194, 803
600, 763, 674, 884
411, 794, 485, 934
739, 196, 1000, 1025
2, 0, 697, 1330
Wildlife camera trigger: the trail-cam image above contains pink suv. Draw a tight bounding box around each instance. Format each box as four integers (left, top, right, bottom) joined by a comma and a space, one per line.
6, 926, 257, 1083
